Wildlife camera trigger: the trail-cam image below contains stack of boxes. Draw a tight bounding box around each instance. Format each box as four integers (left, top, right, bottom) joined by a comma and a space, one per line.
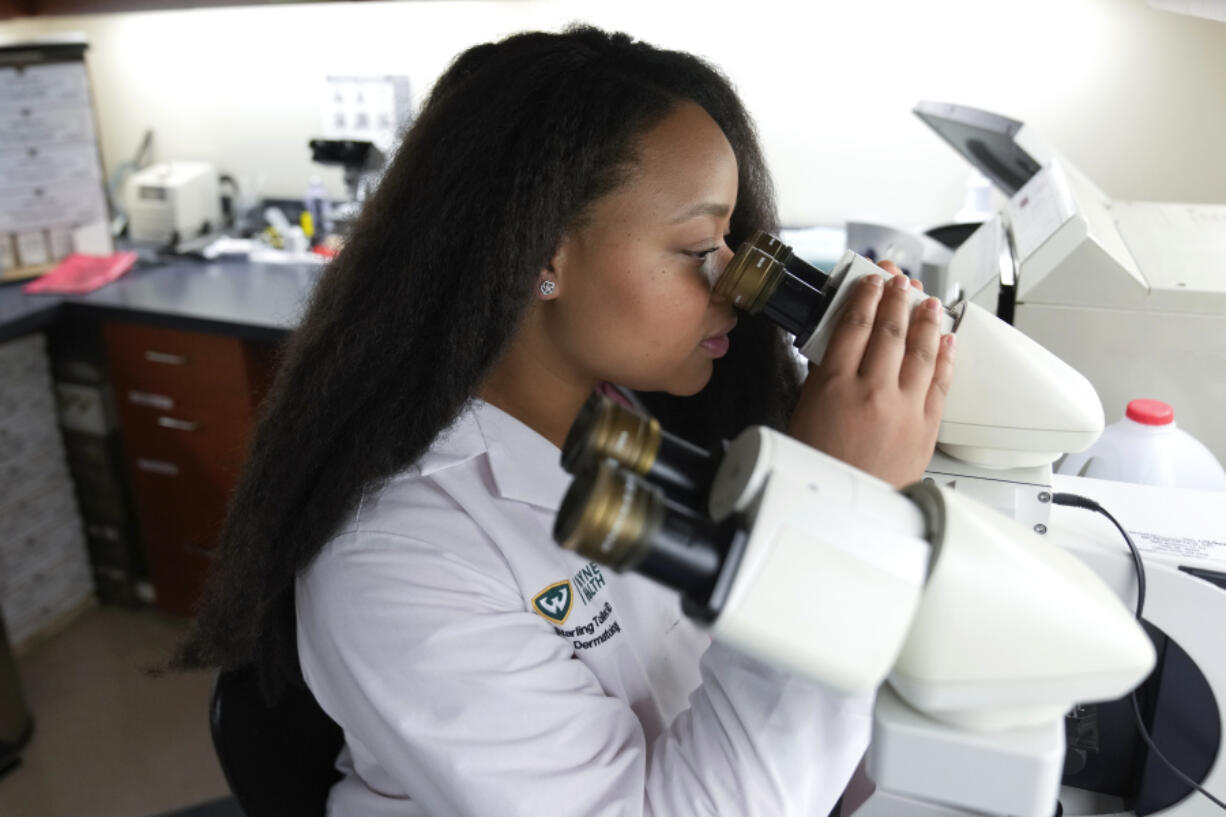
0, 333, 94, 648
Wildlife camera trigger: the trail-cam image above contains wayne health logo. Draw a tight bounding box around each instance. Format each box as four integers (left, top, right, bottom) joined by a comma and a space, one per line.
532, 580, 573, 624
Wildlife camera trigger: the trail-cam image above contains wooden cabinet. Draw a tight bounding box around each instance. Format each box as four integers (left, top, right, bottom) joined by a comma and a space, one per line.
102, 321, 273, 616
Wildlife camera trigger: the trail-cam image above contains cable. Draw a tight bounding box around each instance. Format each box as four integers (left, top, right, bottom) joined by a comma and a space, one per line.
1052, 493, 1146, 617
1052, 492, 1226, 811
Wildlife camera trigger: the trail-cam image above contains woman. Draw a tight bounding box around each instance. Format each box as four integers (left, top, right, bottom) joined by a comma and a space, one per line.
178, 27, 953, 815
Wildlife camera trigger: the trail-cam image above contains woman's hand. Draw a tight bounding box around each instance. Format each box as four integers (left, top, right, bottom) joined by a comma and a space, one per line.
786, 262, 956, 488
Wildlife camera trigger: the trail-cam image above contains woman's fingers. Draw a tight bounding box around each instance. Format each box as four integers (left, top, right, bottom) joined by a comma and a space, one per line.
858, 272, 913, 381
926, 333, 957, 419
898, 296, 943, 394
820, 275, 884, 377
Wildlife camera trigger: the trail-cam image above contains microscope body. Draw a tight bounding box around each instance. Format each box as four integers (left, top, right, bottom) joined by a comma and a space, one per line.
803, 251, 1104, 533
704, 426, 1155, 817
706, 426, 1154, 725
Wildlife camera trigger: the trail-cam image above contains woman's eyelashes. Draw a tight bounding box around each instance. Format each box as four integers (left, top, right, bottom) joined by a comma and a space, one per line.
682, 235, 733, 261
684, 246, 720, 261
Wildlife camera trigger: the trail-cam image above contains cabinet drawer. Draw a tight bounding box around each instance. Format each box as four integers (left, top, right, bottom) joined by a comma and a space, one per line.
143, 540, 214, 618
114, 398, 254, 478
102, 322, 255, 404
126, 451, 234, 553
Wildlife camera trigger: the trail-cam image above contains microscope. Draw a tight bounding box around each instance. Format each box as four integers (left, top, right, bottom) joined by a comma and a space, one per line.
307, 138, 386, 235
556, 395, 1154, 817
715, 230, 1105, 535
552, 233, 1224, 815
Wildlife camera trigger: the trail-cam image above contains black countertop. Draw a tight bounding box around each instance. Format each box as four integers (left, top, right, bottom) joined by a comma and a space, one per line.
0, 257, 324, 344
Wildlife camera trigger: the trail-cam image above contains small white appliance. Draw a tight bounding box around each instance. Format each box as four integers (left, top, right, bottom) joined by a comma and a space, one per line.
126, 161, 221, 247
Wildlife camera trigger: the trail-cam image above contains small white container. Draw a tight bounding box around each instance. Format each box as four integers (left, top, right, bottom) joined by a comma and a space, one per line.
1058, 399, 1226, 491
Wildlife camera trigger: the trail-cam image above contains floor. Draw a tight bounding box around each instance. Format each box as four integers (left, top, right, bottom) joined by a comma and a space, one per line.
0, 604, 236, 817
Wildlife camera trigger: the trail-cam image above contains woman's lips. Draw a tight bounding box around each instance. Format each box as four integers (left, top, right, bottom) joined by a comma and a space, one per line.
699, 326, 733, 358
699, 334, 730, 357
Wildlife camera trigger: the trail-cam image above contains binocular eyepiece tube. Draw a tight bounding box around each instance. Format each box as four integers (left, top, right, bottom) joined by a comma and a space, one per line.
714, 230, 833, 340
556, 394, 744, 613
553, 458, 739, 606
562, 393, 719, 505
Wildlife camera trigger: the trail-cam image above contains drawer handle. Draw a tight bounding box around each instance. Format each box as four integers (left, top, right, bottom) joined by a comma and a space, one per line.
157, 416, 199, 432
137, 458, 179, 476
144, 350, 187, 366
129, 390, 174, 410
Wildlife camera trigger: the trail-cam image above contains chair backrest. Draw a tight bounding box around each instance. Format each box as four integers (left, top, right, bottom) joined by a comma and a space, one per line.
209, 665, 344, 817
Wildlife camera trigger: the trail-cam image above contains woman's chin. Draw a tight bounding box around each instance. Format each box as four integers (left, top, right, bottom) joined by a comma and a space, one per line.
663, 364, 714, 398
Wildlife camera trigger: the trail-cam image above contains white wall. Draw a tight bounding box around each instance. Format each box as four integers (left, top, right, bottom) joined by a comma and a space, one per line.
3, 0, 1224, 230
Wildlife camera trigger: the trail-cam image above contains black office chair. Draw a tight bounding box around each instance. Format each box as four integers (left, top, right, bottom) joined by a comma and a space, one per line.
209, 664, 344, 817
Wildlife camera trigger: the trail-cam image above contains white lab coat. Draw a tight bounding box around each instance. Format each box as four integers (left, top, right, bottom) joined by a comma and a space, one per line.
296, 398, 872, 817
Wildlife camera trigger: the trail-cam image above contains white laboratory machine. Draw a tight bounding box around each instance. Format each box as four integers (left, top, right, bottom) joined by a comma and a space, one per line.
914, 101, 1226, 470
126, 160, 222, 248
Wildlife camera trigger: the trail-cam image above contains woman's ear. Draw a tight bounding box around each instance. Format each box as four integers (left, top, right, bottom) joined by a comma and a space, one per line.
538, 236, 572, 300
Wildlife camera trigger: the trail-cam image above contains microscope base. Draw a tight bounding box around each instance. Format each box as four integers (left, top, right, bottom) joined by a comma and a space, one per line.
851, 685, 1064, 817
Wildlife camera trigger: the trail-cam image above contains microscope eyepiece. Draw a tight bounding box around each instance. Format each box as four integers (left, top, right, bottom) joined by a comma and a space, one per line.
562, 393, 661, 479
562, 393, 719, 504
715, 230, 833, 340
714, 230, 792, 313
554, 459, 735, 601
555, 458, 662, 572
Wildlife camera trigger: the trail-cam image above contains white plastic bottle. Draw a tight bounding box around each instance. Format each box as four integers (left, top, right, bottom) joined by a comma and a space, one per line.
1058, 399, 1226, 491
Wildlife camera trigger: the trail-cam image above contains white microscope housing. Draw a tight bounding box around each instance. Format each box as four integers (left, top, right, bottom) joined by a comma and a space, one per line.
802, 251, 1104, 470
705, 426, 1154, 732
555, 419, 1156, 817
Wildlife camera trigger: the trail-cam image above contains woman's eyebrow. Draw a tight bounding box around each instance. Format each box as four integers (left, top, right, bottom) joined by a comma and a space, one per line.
671, 202, 732, 224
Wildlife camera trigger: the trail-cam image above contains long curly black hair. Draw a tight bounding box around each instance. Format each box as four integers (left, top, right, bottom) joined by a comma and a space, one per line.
174, 26, 800, 701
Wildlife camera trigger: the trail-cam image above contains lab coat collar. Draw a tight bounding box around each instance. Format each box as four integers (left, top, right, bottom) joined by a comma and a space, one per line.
474, 400, 569, 511
415, 399, 568, 511
413, 403, 486, 477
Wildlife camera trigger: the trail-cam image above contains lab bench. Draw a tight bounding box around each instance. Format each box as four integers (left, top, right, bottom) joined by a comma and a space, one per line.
0, 258, 321, 642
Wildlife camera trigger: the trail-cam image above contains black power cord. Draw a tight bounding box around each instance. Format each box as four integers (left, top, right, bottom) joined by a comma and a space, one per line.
1052, 492, 1226, 811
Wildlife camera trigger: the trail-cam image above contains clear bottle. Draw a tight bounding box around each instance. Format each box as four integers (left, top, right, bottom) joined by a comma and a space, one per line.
1058, 399, 1226, 491
303, 175, 330, 245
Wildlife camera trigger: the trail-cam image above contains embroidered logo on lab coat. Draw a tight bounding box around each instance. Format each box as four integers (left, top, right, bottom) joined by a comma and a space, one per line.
571, 562, 607, 605
532, 580, 573, 624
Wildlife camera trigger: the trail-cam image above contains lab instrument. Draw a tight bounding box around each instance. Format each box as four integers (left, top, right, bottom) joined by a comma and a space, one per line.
555, 409, 1156, 817
126, 161, 222, 249
914, 101, 1226, 469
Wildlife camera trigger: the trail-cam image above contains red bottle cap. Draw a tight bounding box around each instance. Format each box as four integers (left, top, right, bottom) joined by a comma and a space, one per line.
1126, 399, 1174, 426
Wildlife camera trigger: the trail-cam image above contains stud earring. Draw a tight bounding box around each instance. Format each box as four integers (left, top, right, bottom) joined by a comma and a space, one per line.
539, 279, 557, 297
